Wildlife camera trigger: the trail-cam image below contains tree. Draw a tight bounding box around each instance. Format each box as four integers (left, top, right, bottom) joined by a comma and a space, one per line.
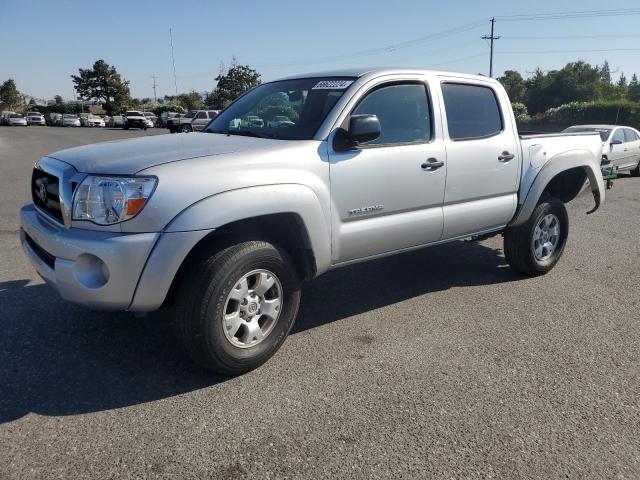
54, 95, 64, 105
71, 59, 130, 114
0, 79, 20, 108
629, 74, 640, 102
600, 61, 612, 83
177, 91, 202, 110
617, 72, 627, 88
497, 70, 527, 103
28, 98, 37, 106
206, 64, 261, 109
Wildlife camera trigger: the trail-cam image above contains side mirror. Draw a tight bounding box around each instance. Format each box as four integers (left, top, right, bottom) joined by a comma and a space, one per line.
333, 114, 381, 152
611, 139, 623, 146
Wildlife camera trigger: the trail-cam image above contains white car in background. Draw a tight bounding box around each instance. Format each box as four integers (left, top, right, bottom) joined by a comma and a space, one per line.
61, 114, 81, 127
26, 111, 46, 126
563, 124, 640, 175
8, 113, 28, 126
85, 114, 105, 127
267, 115, 295, 128
143, 112, 157, 128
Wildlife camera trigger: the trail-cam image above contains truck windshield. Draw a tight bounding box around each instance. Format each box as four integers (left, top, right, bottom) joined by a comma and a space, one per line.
205, 77, 355, 140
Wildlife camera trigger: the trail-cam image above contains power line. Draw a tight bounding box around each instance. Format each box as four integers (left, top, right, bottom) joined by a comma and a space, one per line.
481, 17, 500, 77
500, 48, 640, 54
495, 8, 640, 22
502, 33, 640, 40
252, 19, 488, 68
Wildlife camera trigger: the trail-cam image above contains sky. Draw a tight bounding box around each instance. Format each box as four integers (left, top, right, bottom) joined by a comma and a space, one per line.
2, 0, 640, 101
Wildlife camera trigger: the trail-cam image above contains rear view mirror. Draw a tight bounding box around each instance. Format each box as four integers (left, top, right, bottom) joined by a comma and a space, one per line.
333, 114, 381, 152
349, 114, 381, 144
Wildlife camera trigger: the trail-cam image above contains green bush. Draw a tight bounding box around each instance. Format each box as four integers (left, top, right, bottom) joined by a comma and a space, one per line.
531, 101, 640, 128
511, 102, 530, 122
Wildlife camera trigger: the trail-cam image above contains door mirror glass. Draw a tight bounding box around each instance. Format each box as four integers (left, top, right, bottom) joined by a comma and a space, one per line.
349, 114, 381, 144
333, 114, 381, 152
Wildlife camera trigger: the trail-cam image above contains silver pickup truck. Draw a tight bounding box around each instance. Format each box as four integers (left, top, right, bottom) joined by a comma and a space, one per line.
20, 68, 605, 375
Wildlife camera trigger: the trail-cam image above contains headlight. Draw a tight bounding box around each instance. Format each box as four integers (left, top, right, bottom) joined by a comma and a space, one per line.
72, 176, 157, 225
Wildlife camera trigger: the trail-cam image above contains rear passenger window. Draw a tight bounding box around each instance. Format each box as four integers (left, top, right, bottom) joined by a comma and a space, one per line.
612, 129, 625, 144
351, 83, 431, 145
624, 128, 639, 142
442, 83, 503, 140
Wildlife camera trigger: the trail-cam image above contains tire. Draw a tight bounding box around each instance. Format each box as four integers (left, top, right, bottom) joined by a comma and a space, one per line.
181, 124, 192, 133
632, 161, 640, 177
174, 241, 301, 375
123, 123, 129, 130
504, 197, 569, 276
142, 123, 147, 131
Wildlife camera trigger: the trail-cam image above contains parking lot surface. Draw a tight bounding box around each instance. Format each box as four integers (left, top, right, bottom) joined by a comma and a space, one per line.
1, 127, 639, 479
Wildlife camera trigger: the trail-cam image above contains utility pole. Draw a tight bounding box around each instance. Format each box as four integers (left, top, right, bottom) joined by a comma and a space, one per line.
169, 28, 178, 94
482, 17, 500, 77
151, 76, 158, 105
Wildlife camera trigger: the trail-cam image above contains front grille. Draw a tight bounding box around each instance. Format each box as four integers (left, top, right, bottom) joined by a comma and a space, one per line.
24, 233, 55, 269
31, 169, 63, 223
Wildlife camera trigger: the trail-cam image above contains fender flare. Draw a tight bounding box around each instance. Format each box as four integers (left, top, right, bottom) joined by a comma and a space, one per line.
510, 149, 605, 227
165, 183, 332, 273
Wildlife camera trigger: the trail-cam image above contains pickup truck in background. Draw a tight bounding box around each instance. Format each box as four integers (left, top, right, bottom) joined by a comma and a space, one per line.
20, 68, 604, 375
167, 109, 220, 133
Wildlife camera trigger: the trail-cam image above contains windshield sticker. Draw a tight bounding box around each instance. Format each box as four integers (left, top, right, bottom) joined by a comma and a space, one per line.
312, 80, 354, 90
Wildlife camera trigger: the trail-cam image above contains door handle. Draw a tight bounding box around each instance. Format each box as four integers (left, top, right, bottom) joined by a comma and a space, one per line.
421, 158, 444, 170
498, 151, 515, 162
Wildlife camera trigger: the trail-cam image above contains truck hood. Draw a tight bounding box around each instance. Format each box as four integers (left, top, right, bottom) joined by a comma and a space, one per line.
47, 132, 286, 174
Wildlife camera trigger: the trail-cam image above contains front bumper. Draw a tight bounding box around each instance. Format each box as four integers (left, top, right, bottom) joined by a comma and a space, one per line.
20, 204, 158, 310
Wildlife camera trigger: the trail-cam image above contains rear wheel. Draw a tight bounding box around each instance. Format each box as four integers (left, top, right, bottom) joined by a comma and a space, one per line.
632, 161, 640, 177
504, 197, 569, 276
181, 124, 192, 133
174, 241, 301, 375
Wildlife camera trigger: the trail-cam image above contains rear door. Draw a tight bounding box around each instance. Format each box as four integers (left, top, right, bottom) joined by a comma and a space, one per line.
607, 128, 629, 168
192, 111, 209, 131
623, 128, 640, 169
439, 80, 520, 238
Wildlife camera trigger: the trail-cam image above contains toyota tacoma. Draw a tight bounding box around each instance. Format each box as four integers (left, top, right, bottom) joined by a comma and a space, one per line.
21, 68, 605, 375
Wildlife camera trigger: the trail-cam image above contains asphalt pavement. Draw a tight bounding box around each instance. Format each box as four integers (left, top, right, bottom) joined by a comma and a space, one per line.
1, 127, 639, 479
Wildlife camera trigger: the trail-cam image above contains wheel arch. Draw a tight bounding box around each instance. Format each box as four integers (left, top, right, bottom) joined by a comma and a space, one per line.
129, 185, 331, 311
510, 150, 605, 227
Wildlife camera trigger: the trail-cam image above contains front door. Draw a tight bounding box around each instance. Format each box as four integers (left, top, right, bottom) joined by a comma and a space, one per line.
329, 81, 446, 263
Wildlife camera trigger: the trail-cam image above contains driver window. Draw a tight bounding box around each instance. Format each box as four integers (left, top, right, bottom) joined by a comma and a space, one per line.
351, 83, 431, 146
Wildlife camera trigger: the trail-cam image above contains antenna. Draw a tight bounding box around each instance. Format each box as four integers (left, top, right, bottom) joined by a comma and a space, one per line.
169, 28, 178, 94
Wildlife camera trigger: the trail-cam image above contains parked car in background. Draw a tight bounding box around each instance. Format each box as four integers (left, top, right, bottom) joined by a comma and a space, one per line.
168, 109, 219, 132
48, 113, 62, 126
267, 115, 295, 128
20, 68, 606, 375
143, 112, 157, 128
61, 114, 81, 127
107, 115, 124, 128
159, 111, 181, 128
241, 115, 264, 128
8, 113, 28, 126
1, 111, 16, 125
85, 114, 105, 127
563, 124, 640, 175
123, 111, 148, 130
79, 113, 90, 127
26, 111, 46, 126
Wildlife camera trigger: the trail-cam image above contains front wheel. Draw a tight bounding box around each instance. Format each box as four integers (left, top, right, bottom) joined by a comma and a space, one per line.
180, 124, 192, 133
504, 197, 569, 276
174, 241, 301, 375
631, 161, 640, 177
